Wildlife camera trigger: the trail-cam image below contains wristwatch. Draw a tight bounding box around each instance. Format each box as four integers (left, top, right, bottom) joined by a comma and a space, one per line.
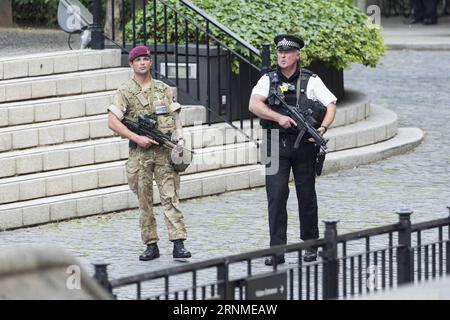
319, 125, 328, 133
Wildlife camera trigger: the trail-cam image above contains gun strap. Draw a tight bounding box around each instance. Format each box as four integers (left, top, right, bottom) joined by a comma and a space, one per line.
296, 69, 311, 105
294, 126, 306, 149
148, 79, 156, 112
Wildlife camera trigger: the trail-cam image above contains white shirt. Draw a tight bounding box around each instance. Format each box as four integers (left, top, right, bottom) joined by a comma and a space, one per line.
251, 73, 337, 107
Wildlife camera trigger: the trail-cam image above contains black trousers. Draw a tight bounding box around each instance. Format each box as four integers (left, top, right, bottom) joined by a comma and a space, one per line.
413, 0, 437, 20
265, 132, 319, 247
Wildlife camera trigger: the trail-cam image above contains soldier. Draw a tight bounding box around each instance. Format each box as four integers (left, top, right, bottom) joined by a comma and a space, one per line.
249, 34, 337, 265
107, 45, 191, 261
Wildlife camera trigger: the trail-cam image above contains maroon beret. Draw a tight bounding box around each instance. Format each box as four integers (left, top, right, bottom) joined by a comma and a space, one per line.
128, 45, 150, 62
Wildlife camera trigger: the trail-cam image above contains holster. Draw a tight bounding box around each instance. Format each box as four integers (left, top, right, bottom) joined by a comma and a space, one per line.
315, 149, 326, 176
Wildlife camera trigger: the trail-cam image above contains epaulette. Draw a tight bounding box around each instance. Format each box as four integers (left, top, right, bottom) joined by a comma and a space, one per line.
300, 68, 317, 78
267, 70, 279, 84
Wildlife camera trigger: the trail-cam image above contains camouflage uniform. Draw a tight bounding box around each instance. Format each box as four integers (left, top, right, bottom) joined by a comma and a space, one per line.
108, 78, 187, 245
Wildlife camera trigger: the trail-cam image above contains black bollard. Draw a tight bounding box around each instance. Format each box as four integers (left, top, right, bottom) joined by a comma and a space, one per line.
322, 220, 339, 300
93, 262, 113, 294
396, 209, 413, 285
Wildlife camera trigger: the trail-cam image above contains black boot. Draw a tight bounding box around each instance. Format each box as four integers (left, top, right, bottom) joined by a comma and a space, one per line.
139, 243, 160, 261
172, 239, 191, 259
303, 248, 318, 263
264, 255, 285, 266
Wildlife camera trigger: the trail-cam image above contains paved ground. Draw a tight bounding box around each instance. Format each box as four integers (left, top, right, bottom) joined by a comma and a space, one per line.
0, 18, 449, 299
0, 27, 81, 56
381, 16, 450, 49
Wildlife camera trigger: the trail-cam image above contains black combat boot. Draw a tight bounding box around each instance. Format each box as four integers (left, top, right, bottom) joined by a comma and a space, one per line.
172, 239, 191, 259
303, 248, 318, 263
139, 243, 160, 261
264, 255, 285, 266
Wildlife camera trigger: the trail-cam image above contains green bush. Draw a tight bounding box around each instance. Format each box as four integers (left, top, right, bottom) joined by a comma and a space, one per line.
12, 0, 92, 27
126, 0, 385, 70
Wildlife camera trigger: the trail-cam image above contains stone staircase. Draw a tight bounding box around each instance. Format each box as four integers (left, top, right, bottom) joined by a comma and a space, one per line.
0, 49, 424, 230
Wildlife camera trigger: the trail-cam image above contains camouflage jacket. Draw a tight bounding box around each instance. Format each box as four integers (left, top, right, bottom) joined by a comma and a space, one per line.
108, 78, 180, 135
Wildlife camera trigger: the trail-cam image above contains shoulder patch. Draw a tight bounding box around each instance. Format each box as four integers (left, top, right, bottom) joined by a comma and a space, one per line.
268, 70, 279, 83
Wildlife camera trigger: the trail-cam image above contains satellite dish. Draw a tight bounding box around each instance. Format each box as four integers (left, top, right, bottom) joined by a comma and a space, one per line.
57, 0, 93, 49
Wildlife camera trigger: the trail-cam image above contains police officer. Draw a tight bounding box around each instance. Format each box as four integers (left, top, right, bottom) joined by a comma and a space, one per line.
107, 45, 191, 261
249, 35, 337, 265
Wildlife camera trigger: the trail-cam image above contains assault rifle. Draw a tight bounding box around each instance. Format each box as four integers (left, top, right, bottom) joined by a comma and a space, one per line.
122, 114, 195, 155
268, 89, 328, 176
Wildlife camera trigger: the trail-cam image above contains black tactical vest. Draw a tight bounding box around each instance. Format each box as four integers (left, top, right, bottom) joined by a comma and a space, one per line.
261, 67, 326, 135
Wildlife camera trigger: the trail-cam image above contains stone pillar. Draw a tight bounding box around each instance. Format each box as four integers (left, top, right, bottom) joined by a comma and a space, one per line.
0, 0, 13, 27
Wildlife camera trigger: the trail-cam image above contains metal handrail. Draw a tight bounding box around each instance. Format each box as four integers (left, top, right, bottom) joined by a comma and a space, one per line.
110, 238, 327, 288
109, 215, 449, 289
179, 0, 260, 56
95, 210, 450, 300
336, 223, 400, 243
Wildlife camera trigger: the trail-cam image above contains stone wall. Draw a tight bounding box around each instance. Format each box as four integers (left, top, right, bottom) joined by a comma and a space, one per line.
0, 246, 112, 299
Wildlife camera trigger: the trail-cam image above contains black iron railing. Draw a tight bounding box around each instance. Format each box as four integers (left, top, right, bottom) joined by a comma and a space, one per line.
93, 207, 450, 300
94, 0, 269, 137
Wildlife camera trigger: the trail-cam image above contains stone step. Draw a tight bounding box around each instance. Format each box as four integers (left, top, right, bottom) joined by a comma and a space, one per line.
0, 105, 208, 153
0, 141, 258, 205
0, 117, 257, 178
0, 67, 132, 103
330, 89, 370, 128
0, 106, 395, 180
0, 88, 369, 129
0, 137, 127, 178
0, 103, 393, 159
324, 105, 397, 152
0, 87, 182, 128
0, 91, 116, 127
0, 49, 122, 81
0, 127, 424, 230
322, 127, 424, 175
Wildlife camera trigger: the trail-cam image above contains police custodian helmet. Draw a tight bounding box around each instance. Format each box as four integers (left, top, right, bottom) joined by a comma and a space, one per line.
274, 34, 305, 51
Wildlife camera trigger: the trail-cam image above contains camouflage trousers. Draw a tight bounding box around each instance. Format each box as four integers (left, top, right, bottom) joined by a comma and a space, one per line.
126, 146, 187, 245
